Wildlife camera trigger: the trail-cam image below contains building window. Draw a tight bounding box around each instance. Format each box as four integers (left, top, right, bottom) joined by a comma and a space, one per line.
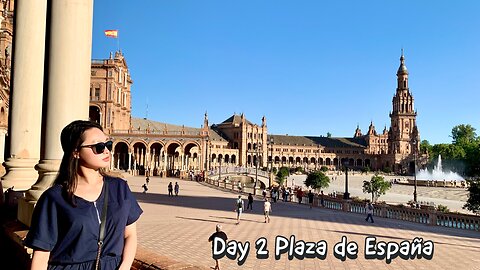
95, 88, 100, 100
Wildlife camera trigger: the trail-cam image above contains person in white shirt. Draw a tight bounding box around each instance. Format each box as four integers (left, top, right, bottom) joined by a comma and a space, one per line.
264, 198, 272, 223
235, 195, 244, 224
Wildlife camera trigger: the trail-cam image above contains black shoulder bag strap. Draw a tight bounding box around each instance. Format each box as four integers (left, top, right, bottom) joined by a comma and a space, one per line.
95, 180, 108, 270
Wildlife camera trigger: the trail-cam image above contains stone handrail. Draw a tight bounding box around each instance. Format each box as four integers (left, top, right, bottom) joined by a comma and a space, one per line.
201, 179, 480, 232
207, 167, 269, 178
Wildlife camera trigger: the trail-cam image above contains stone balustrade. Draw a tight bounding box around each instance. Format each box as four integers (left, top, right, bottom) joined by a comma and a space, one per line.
202, 178, 480, 232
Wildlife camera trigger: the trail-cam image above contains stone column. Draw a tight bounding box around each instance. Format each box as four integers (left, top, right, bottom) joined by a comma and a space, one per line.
110, 151, 114, 170
1, 0, 47, 191
180, 153, 184, 170
0, 128, 7, 164
25, 0, 94, 202
128, 152, 132, 171
163, 151, 167, 171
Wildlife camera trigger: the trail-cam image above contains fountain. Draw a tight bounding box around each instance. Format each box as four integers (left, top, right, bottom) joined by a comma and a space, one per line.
416, 155, 464, 181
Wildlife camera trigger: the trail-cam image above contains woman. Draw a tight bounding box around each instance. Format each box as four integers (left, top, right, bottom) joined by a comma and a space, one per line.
25, 120, 143, 270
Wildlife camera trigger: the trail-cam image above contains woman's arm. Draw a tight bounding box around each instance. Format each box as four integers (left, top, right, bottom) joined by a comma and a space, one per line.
118, 222, 138, 270
31, 250, 50, 270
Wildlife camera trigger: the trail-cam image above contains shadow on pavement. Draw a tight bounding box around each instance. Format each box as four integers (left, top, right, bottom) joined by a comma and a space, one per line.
132, 183, 480, 242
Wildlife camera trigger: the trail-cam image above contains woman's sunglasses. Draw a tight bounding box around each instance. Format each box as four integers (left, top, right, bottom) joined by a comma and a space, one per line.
79, 141, 113, 154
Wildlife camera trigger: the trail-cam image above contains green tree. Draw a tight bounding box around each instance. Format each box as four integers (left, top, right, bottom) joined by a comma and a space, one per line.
320, 166, 328, 172
451, 124, 477, 145
420, 139, 432, 154
276, 167, 289, 186
362, 174, 391, 202
304, 171, 330, 190
326, 132, 332, 138
463, 179, 480, 214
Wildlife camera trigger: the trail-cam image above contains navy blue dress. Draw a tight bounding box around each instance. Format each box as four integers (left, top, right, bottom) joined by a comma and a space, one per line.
25, 176, 143, 270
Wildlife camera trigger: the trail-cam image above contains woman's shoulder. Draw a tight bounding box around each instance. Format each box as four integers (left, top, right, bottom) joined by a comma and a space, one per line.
36, 184, 64, 204
104, 175, 128, 187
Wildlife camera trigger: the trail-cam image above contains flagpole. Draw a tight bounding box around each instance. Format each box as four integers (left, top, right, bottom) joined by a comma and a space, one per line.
117, 30, 120, 52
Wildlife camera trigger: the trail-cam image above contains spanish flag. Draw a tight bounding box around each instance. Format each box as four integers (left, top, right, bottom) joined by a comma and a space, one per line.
104, 30, 118, 38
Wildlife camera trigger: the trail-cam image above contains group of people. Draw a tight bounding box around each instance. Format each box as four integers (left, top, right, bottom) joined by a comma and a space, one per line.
142, 178, 180, 197
235, 194, 272, 225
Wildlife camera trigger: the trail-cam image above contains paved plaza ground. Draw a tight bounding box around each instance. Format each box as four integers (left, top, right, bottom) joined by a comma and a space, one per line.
128, 175, 479, 270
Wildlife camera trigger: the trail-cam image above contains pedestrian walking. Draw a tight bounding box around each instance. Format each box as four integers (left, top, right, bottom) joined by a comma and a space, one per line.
174, 182, 179, 196
365, 202, 374, 223
145, 176, 150, 185
308, 190, 314, 209
235, 195, 244, 224
247, 193, 253, 211
142, 183, 148, 194
208, 224, 228, 270
262, 189, 267, 200
264, 198, 272, 223
297, 189, 303, 204
320, 190, 325, 207
168, 182, 173, 197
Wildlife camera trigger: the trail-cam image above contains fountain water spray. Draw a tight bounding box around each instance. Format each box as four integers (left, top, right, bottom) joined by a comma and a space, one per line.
416, 155, 464, 181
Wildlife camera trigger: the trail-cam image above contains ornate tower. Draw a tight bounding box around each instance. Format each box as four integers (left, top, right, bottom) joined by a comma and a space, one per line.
388, 51, 420, 171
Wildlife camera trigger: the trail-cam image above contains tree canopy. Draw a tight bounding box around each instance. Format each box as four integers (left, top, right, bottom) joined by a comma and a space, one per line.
463, 179, 480, 214
276, 166, 289, 186
362, 174, 391, 202
451, 124, 477, 145
304, 171, 330, 190
424, 124, 480, 177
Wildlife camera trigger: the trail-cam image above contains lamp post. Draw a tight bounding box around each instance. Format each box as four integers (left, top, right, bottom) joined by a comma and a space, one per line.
343, 161, 350, 200
218, 156, 222, 185
413, 139, 418, 203
204, 137, 209, 172
269, 137, 274, 188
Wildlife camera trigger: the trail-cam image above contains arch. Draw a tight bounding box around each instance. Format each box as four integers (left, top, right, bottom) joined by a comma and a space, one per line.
288, 157, 294, 164
349, 158, 354, 166
356, 159, 363, 167
0, 107, 6, 124
295, 157, 301, 164
166, 142, 182, 176
310, 157, 316, 164
325, 158, 331, 166
365, 159, 371, 168
281, 156, 287, 164
247, 143, 252, 150
224, 154, 230, 163
149, 142, 164, 175
303, 157, 309, 164
132, 142, 147, 175
89, 105, 101, 125
231, 154, 236, 164
333, 158, 338, 166
247, 155, 251, 165
274, 156, 280, 164
113, 141, 129, 171
318, 158, 324, 166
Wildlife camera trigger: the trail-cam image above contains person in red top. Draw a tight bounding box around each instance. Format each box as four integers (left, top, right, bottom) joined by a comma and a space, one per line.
297, 189, 304, 204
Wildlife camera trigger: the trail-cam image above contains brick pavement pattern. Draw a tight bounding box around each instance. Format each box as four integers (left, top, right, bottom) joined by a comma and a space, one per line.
127, 176, 480, 270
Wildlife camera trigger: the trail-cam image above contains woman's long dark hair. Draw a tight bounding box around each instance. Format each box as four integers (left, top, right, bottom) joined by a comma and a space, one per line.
54, 120, 107, 206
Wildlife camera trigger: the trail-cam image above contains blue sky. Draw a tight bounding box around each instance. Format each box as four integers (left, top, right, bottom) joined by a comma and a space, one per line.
92, 1, 479, 145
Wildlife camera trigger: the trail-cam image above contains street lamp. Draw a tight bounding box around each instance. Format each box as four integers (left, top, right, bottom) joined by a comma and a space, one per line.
412, 139, 418, 203
218, 156, 222, 185
269, 137, 274, 187
253, 142, 261, 194
343, 160, 350, 200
